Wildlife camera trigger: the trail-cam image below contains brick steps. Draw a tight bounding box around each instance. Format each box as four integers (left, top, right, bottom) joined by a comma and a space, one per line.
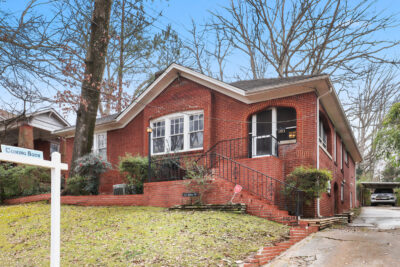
242, 225, 320, 266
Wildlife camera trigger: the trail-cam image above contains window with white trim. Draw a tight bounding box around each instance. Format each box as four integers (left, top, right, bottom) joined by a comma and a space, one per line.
344, 149, 348, 165
150, 111, 204, 154
93, 132, 107, 160
341, 183, 344, 202
152, 121, 166, 153
340, 138, 343, 170
319, 120, 328, 149
189, 114, 204, 149
333, 131, 337, 162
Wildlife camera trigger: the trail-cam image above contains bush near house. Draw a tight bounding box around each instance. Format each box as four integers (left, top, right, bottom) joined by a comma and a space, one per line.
64, 154, 111, 195
285, 166, 332, 204
118, 154, 151, 194
0, 164, 50, 202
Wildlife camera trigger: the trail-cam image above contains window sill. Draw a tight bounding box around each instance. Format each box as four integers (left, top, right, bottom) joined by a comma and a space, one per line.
251, 154, 277, 159
279, 139, 296, 145
319, 143, 332, 160
152, 147, 203, 156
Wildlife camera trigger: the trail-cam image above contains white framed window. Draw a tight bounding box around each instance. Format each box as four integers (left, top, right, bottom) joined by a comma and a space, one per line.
319, 120, 328, 149
50, 142, 60, 154
152, 121, 166, 153
333, 131, 337, 162
150, 111, 204, 155
189, 114, 204, 149
170, 117, 184, 151
93, 132, 107, 160
341, 183, 344, 202
340, 138, 343, 170
344, 149, 348, 165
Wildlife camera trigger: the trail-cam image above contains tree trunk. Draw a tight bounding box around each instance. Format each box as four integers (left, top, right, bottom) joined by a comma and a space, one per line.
70, 0, 113, 176
116, 0, 125, 113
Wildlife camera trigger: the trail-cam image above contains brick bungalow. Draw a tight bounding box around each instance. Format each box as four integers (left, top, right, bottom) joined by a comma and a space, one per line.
55, 64, 362, 218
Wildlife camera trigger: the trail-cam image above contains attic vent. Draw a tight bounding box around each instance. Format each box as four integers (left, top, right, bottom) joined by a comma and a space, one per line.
113, 184, 128, 195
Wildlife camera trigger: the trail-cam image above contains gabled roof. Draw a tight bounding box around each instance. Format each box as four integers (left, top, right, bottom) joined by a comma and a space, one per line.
0, 108, 70, 132
54, 63, 362, 162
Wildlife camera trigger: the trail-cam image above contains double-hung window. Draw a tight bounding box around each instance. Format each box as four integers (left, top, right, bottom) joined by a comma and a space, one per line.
340, 138, 343, 170
93, 132, 107, 160
189, 114, 204, 149
319, 120, 328, 149
333, 131, 337, 162
152, 121, 166, 153
170, 117, 184, 151
150, 111, 204, 154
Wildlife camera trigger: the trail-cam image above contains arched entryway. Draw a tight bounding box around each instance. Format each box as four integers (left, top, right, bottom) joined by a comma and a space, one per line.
334, 182, 339, 214
248, 107, 297, 157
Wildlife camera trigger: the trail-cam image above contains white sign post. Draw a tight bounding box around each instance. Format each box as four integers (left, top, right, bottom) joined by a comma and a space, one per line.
0, 147, 68, 267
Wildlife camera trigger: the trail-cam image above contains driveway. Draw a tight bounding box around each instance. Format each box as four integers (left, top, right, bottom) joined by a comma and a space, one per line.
266, 206, 400, 267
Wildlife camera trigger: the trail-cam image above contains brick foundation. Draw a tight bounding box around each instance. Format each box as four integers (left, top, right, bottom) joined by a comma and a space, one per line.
4, 178, 296, 224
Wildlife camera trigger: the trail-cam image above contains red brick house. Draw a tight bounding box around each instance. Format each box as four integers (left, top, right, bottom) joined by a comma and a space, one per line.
0, 108, 70, 160
55, 64, 362, 218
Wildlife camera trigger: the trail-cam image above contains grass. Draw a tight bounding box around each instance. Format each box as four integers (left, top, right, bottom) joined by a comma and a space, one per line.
0, 202, 289, 266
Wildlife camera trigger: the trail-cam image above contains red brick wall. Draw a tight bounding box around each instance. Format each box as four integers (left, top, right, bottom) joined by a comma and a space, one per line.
318, 106, 357, 217
61, 77, 357, 217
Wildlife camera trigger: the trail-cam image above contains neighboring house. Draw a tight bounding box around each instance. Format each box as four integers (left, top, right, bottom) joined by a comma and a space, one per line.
55, 64, 362, 218
0, 108, 70, 160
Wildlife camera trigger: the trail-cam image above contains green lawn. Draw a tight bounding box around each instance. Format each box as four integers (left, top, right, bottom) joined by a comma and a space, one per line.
0, 202, 289, 266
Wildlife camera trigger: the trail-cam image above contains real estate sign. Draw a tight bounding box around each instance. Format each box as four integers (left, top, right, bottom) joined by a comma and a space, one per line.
1, 144, 43, 159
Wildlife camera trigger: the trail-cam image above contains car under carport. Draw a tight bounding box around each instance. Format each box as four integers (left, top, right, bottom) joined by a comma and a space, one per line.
360, 182, 400, 206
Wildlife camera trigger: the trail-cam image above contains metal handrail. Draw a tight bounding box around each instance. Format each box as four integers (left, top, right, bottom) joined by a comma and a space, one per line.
149, 136, 304, 216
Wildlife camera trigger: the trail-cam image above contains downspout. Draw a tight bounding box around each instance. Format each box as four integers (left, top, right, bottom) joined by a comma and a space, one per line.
316, 85, 333, 217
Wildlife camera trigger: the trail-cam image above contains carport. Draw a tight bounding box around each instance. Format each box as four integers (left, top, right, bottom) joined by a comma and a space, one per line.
360, 182, 400, 206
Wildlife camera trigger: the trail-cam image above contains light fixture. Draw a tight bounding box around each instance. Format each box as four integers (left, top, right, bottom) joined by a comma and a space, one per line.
146, 127, 153, 133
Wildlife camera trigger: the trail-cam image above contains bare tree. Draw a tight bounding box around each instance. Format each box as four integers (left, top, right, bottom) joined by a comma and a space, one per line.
212, 0, 399, 81
0, 0, 61, 104
70, 0, 113, 176
54, 0, 169, 116
345, 64, 400, 177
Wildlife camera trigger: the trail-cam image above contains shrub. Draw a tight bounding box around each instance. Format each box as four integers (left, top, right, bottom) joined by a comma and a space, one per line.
64, 176, 89, 196
183, 160, 214, 204
0, 164, 51, 202
118, 154, 150, 194
71, 153, 111, 195
284, 166, 332, 204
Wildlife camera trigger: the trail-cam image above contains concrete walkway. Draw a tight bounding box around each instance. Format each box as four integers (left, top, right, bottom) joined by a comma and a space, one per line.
266, 206, 400, 266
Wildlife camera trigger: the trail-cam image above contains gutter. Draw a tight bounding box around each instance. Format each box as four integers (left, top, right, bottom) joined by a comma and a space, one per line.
316, 85, 333, 218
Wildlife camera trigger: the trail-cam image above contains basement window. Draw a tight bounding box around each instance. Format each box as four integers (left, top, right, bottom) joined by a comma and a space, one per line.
151, 111, 204, 155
